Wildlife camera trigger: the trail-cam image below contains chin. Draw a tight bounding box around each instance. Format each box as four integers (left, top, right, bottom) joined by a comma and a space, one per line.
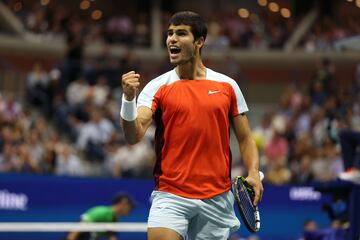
169, 59, 179, 65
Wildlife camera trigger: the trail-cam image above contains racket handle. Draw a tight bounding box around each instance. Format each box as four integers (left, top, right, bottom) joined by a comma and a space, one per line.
259, 171, 264, 181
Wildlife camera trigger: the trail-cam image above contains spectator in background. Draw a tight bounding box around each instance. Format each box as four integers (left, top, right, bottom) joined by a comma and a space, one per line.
338, 84, 360, 183
133, 13, 150, 47
26, 129, 44, 167
12, 143, 39, 174
312, 135, 343, 182
0, 143, 16, 172
108, 140, 154, 178
47, 67, 63, 116
0, 93, 22, 123
49, 5, 68, 39
105, 16, 134, 44
291, 154, 314, 185
338, 128, 360, 183
309, 79, 327, 107
91, 76, 110, 107
25, 5, 48, 33
40, 142, 57, 174
205, 19, 230, 49
93, 45, 121, 90
253, 112, 274, 146
66, 77, 91, 107
0, 126, 17, 151
312, 58, 337, 98
55, 144, 85, 176
53, 77, 91, 140
301, 219, 322, 240
67, 193, 136, 240
265, 115, 291, 185
76, 107, 114, 162
252, 112, 274, 170
301, 218, 348, 239
26, 62, 51, 117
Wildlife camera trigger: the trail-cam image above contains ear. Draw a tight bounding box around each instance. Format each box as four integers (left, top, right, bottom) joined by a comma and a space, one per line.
195, 37, 205, 49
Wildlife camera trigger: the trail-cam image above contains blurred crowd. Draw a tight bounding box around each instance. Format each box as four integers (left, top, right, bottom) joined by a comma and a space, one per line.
5, 0, 360, 52
1, 47, 360, 185
0, 48, 156, 179
4, 0, 358, 50
3, 0, 292, 49
300, 5, 360, 52
240, 59, 360, 185
1, 0, 360, 183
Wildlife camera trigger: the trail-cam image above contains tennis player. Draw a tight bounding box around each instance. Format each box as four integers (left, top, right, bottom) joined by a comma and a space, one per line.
121, 11, 263, 240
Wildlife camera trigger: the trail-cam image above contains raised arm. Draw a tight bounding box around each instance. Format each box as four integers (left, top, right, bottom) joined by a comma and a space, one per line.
232, 114, 263, 205
120, 71, 153, 145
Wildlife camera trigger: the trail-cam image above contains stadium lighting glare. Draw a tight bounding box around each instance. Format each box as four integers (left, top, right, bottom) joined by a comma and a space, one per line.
268, 2, 280, 12
257, 0, 267, 6
356, 0, 360, 7
80, 0, 90, 10
238, 8, 250, 18
280, 8, 291, 18
91, 10, 102, 20
40, 0, 50, 6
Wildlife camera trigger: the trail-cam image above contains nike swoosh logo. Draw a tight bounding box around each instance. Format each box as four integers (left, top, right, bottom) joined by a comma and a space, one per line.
208, 90, 221, 95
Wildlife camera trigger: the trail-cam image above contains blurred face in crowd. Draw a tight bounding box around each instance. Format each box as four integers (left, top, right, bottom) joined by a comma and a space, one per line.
304, 220, 318, 231
166, 24, 203, 66
3, 144, 13, 158
113, 198, 133, 217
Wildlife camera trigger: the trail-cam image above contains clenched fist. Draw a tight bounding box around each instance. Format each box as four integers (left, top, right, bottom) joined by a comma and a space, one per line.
122, 71, 140, 101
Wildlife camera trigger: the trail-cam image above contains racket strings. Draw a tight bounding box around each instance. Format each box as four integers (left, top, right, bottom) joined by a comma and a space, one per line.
235, 179, 257, 229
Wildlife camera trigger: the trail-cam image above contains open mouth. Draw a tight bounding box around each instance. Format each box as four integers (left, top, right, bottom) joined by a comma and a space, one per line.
169, 46, 181, 55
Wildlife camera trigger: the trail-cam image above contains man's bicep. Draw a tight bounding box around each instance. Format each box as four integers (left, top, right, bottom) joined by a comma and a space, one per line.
232, 114, 252, 142
137, 106, 153, 132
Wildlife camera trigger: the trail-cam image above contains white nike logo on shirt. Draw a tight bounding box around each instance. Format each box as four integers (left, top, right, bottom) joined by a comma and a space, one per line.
208, 90, 221, 95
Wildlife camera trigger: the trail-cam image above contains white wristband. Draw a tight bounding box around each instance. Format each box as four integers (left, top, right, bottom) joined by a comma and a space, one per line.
120, 94, 137, 121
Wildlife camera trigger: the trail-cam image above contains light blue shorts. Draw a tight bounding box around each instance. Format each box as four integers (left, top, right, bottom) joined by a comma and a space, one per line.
148, 190, 240, 240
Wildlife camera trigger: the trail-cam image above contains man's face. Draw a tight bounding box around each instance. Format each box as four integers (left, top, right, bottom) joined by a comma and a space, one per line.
114, 199, 133, 216
166, 24, 199, 65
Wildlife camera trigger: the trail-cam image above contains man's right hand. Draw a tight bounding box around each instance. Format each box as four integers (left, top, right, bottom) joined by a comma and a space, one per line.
122, 71, 140, 101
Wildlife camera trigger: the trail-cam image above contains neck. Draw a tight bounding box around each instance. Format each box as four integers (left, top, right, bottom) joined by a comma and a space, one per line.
176, 55, 206, 80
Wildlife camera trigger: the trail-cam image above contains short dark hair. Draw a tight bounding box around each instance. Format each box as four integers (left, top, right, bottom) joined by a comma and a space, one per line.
112, 193, 136, 208
168, 11, 207, 41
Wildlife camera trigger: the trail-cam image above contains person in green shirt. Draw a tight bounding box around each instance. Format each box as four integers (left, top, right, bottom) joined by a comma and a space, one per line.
67, 193, 136, 240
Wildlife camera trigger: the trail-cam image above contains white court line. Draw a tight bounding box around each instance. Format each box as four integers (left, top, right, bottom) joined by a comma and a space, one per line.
0, 223, 148, 232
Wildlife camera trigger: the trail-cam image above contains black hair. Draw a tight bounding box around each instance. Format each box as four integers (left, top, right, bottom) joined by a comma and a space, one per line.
168, 11, 207, 41
112, 193, 135, 207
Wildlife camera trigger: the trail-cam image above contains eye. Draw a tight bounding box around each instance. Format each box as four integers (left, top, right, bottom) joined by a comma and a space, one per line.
177, 31, 187, 36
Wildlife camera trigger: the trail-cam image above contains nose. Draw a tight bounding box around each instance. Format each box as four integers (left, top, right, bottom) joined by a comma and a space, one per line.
168, 34, 177, 43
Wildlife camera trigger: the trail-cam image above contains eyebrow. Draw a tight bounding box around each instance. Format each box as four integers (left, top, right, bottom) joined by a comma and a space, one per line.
167, 29, 189, 34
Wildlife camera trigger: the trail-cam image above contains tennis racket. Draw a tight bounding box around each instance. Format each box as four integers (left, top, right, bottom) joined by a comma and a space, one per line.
232, 171, 264, 233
